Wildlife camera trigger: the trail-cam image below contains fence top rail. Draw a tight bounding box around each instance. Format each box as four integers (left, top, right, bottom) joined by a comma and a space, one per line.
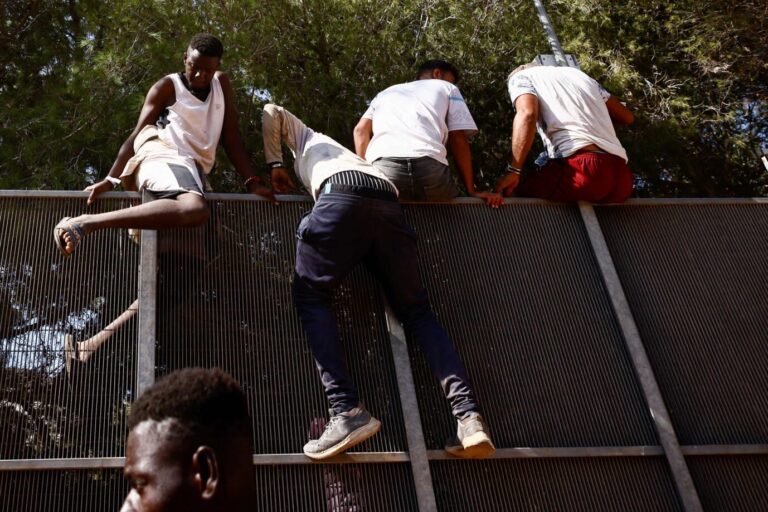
621, 197, 768, 205
0, 190, 142, 199
0, 190, 765, 205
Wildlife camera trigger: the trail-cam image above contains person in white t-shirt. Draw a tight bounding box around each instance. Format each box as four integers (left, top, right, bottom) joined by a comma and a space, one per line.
53, 34, 273, 257
496, 63, 635, 203
353, 60, 501, 207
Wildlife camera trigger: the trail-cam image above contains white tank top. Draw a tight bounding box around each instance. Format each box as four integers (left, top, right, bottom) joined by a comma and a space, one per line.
157, 73, 225, 174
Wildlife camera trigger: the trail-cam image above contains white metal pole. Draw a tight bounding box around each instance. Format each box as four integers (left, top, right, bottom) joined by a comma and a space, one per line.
532, 0, 567, 66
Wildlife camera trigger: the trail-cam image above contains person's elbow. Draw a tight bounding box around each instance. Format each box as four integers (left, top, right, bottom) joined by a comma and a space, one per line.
262, 103, 280, 123
606, 97, 635, 125
353, 119, 371, 141
515, 109, 538, 125
514, 94, 539, 124
447, 129, 468, 144
353, 119, 372, 156
613, 109, 634, 125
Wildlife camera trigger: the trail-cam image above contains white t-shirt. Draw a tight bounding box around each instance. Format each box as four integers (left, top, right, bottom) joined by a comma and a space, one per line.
262, 104, 396, 200
362, 79, 478, 166
507, 66, 628, 162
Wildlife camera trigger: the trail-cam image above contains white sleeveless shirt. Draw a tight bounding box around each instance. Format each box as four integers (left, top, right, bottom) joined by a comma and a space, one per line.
157, 73, 225, 174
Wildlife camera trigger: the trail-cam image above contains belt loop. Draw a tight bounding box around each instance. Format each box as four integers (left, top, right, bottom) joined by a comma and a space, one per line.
324, 182, 332, 194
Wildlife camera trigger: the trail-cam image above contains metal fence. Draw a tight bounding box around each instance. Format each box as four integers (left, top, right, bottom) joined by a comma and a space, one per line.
1, 191, 766, 511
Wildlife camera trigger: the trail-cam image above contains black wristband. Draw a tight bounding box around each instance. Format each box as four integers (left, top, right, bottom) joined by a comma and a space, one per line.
267, 161, 284, 171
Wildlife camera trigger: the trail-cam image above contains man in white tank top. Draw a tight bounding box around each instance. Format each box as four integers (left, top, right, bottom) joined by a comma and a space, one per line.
53, 34, 273, 256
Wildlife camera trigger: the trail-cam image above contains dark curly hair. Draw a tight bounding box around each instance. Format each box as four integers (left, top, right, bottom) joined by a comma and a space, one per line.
128, 367, 251, 448
416, 59, 460, 83
189, 33, 224, 59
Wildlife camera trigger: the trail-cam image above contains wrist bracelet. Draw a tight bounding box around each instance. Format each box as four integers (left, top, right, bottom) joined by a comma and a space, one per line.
244, 176, 262, 189
506, 163, 522, 175
267, 161, 284, 170
105, 176, 121, 188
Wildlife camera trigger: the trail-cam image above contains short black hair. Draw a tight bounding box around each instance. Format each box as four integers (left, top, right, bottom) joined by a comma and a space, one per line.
189, 33, 224, 59
128, 368, 251, 447
416, 59, 460, 83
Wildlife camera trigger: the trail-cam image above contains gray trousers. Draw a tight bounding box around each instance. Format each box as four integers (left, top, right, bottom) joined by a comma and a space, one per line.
372, 156, 458, 202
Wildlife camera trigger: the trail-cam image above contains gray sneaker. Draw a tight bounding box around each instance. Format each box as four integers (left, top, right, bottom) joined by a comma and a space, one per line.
303, 405, 381, 460
444, 412, 496, 459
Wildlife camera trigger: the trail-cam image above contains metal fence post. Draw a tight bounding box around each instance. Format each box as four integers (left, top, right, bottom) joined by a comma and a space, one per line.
136, 190, 158, 397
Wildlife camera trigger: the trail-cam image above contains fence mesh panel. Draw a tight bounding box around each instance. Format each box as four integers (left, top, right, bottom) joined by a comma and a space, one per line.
2, 196, 767, 510
0, 196, 138, 460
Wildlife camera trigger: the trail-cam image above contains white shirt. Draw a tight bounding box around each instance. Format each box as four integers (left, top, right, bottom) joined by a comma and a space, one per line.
362, 79, 478, 165
262, 104, 396, 200
508, 66, 628, 162
157, 73, 225, 173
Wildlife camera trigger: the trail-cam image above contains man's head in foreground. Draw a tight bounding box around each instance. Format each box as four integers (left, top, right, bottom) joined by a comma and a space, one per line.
120, 368, 253, 512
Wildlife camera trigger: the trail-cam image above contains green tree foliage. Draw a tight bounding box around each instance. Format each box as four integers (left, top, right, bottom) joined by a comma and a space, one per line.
549, 0, 768, 195
1, 0, 766, 196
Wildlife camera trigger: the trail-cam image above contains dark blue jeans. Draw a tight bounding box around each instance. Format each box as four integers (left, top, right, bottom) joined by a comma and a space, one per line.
293, 191, 478, 419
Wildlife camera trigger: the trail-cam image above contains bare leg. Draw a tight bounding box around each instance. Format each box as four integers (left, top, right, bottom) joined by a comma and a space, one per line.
58, 192, 209, 254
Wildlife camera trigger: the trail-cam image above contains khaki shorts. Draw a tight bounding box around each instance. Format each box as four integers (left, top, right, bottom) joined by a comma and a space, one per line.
120, 125, 206, 197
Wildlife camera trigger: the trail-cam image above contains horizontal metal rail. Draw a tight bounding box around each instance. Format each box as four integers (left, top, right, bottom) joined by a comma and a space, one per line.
252, 452, 411, 465
679, 444, 768, 456
3, 444, 767, 471
1, 189, 765, 205
0, 190, 141, 199
428, 446, 664, 459
0, 453, 410, 471
430, 445, 768, 459
204, 193, 553, 205
0, 458, 125, 471
622, 197, 768, 205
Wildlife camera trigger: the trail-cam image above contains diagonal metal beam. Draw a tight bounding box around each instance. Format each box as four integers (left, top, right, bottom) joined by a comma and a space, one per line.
384, 303, 438, 512
578, 201, 703, 512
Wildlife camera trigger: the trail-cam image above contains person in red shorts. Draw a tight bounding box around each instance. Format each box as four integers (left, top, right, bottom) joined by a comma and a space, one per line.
496, 63, 635, 203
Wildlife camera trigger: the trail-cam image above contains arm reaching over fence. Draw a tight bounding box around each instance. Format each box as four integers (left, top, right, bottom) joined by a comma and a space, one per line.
498, 63, 635, 203
355, 60, 501, 207
262, 103, 495, 461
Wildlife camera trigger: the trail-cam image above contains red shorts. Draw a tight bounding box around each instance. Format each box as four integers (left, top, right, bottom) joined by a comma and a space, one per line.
516, 152, 633, 203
